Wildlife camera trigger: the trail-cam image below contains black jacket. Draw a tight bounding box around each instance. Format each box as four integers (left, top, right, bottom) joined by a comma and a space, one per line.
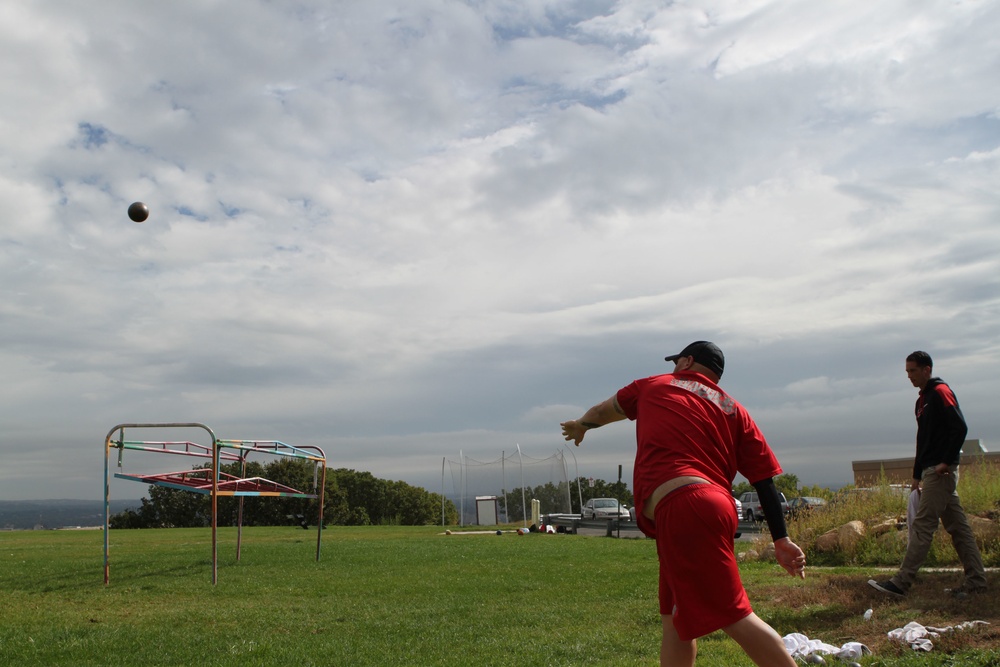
913, 377, 968, 480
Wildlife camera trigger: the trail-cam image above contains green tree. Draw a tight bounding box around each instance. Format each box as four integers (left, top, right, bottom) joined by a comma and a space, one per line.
138, 484, 211, 528
385, 480, 455, 525
798, 484, 834, 501
329, 469, 388, 524
733, 474, 800, 499
108, 508, 144, 529
234, 458, 320, 527
323, 468, 455, 526
110, 464, 456, 529
577, 477, 633, 511
732, 480, 753, 498
775, 473, 800, 499
433, 492, 460, 525
505, 481, 575, 521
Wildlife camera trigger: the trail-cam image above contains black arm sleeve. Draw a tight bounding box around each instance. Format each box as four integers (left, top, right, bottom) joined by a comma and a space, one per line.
752, 477, 788, 542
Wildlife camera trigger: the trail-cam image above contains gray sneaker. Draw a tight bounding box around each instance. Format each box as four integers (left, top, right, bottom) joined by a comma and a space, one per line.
868, 579, 906, 598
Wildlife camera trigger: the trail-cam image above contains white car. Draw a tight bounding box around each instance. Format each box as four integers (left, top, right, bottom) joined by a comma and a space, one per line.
739, 490, 789, 522
582, 498, 630, 520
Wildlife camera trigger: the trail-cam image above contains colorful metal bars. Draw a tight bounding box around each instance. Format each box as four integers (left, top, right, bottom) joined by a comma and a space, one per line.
103, 423, 327, 586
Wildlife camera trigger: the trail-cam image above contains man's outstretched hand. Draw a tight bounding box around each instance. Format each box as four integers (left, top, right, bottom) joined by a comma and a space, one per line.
560, 420, 586, 446
774, 537, 806, 579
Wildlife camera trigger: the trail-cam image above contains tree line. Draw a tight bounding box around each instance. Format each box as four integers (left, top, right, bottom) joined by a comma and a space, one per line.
110, 465, 830, 530
731, 473, 834, 501
109, 461, 458, 529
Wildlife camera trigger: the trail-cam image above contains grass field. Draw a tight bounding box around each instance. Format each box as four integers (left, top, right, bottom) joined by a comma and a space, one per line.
1, 526, 998, 666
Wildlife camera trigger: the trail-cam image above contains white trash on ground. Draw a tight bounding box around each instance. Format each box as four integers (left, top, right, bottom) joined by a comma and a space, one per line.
887, 620, 990, 652
782, 633, 871, 661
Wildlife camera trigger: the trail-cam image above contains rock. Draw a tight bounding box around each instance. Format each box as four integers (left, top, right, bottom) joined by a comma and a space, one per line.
871, 519, 897, 537
838, 520, 865, 551
815, 529, 840, 553
969, 516, 999, 543
877, 528, 907, 548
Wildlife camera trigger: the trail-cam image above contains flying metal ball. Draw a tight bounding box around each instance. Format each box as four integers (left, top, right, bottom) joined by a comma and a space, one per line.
128, 201, 149, 223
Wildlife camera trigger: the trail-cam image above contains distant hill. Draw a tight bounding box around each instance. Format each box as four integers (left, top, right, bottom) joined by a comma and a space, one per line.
0, 499, 142, 530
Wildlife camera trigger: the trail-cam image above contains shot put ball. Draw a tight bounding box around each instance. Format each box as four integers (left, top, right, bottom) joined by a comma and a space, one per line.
128, 202, 149, 223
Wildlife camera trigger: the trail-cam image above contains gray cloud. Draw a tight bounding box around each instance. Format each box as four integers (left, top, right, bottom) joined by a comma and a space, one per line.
2, 1, 999, 501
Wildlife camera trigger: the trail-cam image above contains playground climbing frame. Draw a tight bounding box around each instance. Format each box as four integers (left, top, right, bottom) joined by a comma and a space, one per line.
103, 422, 327, 585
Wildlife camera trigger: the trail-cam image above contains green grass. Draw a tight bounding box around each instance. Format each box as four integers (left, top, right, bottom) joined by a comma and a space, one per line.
0, 527, 998, 666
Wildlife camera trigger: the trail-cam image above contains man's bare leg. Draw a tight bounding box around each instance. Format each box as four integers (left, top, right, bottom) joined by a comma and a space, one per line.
661, 615, 696, 667
722, 612, 795, 666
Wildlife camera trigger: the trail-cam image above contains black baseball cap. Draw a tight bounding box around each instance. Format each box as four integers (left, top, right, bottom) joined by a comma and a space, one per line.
665, 341, 725, 378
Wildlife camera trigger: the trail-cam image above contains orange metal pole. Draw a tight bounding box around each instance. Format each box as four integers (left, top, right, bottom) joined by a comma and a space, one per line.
316, 461, 327, 561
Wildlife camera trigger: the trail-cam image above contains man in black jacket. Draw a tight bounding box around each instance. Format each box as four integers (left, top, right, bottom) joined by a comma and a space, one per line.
869, 351, 987, 599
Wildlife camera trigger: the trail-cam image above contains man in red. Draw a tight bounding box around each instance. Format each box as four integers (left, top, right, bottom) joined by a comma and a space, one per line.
561, 341, 804, 667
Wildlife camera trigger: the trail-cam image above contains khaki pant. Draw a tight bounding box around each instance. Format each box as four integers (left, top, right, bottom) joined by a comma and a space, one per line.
891, 465, 986, 591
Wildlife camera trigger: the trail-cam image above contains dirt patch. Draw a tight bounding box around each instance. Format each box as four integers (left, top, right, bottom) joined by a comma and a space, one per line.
760, 571, 1000, 657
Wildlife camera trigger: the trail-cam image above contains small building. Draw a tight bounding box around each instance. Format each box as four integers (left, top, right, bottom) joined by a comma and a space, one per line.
475, 495, 499, 526
852, 439, 998, 485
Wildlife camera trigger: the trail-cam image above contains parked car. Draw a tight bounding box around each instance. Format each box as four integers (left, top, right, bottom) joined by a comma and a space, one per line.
582, 498, 630, 520
786, 496, 827, 517
738, 491, 788, 522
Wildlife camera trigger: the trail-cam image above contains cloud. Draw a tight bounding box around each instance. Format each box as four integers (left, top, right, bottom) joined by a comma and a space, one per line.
2, 0, 999, 500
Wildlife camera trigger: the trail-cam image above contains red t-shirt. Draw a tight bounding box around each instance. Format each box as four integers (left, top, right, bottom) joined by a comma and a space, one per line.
617, 371, 782, 518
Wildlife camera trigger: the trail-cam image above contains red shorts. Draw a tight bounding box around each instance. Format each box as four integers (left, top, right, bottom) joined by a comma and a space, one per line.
653, 483, 752, 640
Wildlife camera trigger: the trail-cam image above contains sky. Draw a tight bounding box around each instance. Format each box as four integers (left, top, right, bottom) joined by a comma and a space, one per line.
2, 0, 999, 503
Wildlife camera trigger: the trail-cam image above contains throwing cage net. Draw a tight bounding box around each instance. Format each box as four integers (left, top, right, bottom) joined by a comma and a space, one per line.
444, 446, 581, 526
